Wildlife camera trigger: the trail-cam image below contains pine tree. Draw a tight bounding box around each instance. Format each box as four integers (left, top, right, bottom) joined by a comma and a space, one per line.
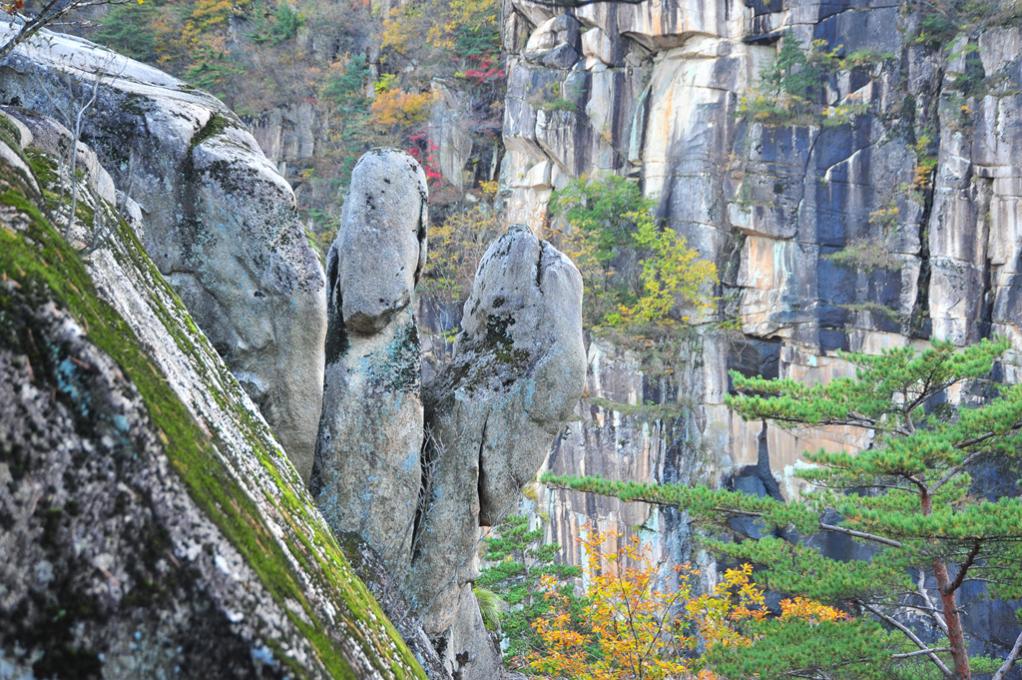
476, 514, 582, 670
545, 339, 1022, 679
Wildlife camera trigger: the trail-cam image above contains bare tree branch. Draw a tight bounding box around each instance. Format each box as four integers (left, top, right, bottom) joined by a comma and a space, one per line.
858, 601, 954, 678
992, 630, 1022, 680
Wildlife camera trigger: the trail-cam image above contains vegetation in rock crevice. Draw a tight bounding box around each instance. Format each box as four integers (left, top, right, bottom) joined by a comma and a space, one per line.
548, 175, 717, 335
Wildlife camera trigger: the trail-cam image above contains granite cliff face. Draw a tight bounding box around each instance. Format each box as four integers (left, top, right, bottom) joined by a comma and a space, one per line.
501, 0, 1022, 657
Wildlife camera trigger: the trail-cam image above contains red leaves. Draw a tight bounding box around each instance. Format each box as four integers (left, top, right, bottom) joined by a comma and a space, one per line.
3, 0, 26, 15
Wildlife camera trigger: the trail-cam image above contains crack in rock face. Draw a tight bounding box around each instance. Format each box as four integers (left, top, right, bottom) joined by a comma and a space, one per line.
313, 151, 585, 679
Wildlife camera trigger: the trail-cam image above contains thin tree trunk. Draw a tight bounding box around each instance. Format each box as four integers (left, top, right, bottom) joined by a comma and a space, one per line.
933, 559, 971, 680
921, 490, 970, 679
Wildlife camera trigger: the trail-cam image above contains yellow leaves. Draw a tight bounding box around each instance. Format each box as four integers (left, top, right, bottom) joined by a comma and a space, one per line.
529, 526, 854, 678
381, 5, 424, 53
530, 526, 694, 680
685, 563, 765, 651
779, 597, 848, 623
370, 89, 432, 129
420, 205, 503, 302
477, 179, 499, 197
382, 0, 498, 55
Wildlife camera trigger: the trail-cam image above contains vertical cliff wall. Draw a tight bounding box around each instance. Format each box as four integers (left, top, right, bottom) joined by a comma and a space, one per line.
501, 1, 1022, 634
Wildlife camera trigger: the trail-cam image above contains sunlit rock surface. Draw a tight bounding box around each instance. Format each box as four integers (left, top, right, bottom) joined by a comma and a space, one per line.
502, 0, 1022, 659
0, 25, 326, 479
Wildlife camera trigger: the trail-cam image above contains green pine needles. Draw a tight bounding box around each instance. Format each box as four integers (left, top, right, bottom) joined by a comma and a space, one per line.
545, 339, 1022, 679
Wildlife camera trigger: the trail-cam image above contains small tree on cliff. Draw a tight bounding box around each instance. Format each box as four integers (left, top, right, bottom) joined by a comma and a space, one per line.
1, 1, 144, 61
546, 339, 1022, 679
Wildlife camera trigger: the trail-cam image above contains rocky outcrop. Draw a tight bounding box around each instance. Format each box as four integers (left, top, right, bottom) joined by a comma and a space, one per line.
0, 25, 326, 479
313, 149, 428, 574
314, 151, 586, 678
0, 104, 423, 677
501, 0, 1022, 655
410, 226, 586, 633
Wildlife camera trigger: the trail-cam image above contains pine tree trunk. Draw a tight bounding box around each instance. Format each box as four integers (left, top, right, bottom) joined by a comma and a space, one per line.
922, 490, 970, 679
934, 559, 971, 679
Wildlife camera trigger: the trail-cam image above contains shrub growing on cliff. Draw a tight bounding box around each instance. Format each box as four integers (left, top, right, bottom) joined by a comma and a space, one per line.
740, 32, 889, 127
546, 339, 1022, 679
549, 175, 717, 333
419, 202, 504, 304
477, 515, 582, 670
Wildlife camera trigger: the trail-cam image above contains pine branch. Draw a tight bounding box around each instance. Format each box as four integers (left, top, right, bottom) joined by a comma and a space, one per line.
893, 648, 952, 659
858, 601, 954, 678
930, 451, 983, 493
917, 569, 948, 636
943, 540, 981, 595
818, 522, 904, 548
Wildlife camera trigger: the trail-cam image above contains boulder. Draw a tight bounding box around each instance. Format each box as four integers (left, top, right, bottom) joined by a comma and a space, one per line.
0, 25, 326, 479
0, 107, 423, 678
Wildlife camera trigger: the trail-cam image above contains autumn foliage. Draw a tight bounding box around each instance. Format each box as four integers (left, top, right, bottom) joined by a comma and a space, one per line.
527, 527, 847, 679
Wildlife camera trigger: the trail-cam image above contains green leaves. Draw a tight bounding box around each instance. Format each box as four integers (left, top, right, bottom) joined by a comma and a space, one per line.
548, 339, 1022, 678
548, 175, 716, 331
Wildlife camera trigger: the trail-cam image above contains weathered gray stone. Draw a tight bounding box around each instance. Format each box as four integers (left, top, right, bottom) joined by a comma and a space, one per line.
309, 151, 584, 678
0, 107, 423, 679
408, 225, 585, 661
0, 24, 326, 480
312, 148, 428, 575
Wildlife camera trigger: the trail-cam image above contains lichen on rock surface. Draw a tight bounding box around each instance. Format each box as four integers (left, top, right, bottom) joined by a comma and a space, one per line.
408, 224, 586, 679
312, 150, 586, 679
312, 149, 428, 579
0, 104, 424, 678
0, 24, 326, 481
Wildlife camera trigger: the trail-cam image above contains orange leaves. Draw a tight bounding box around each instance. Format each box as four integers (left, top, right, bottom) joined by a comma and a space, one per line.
779, 596, 848, 623
530, 526, 694, 679
527, 525, 851, 678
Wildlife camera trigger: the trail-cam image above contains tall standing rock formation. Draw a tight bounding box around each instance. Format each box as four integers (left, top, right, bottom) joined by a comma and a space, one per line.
313, 149, 429, 574
0, 25, 326, 478
314, 151, 586, 679
411, 225, 586, 678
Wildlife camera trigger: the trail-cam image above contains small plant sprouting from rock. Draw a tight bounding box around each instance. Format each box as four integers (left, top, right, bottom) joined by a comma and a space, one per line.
739, 32, 890, 127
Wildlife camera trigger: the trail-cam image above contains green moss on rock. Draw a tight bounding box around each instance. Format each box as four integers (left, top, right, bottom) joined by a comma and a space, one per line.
1, 136, 426, 679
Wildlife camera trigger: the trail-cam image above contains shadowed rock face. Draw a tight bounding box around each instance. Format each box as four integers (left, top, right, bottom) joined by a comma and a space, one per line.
0, 25, 326, 480
312, 149, 428, 575
503, 0, 1022, 661
313, 152, 586, 679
